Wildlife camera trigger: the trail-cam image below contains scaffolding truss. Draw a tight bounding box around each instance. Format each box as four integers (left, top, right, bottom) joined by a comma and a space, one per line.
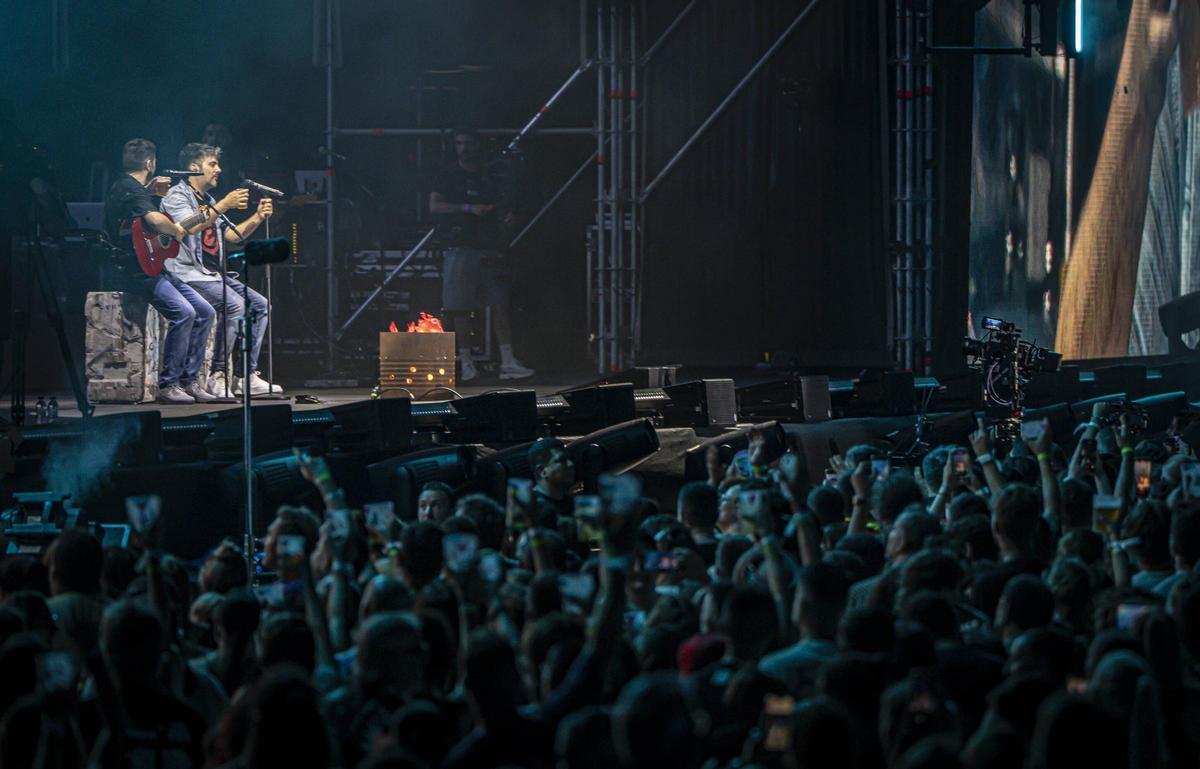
315, 0, 840, 374
890, 0, 935, 374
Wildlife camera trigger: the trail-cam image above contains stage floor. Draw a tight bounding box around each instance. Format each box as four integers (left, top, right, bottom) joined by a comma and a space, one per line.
48, 381, 589, 420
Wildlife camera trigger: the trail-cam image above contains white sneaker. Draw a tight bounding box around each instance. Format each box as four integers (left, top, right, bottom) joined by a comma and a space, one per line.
156, 385, 195, 404
185, 382, 220, 402
460, 357, 479, 383
499, 358, 535, 380
208, 372, 232, 397
248, 372, 283, 395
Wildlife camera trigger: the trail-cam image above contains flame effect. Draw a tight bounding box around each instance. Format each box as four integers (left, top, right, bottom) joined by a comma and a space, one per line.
406, 312, 445, 333
388, 321, 399, 333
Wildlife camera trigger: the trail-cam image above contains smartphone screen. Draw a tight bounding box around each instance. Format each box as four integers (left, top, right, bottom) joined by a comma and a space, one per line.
1093, 494, 1121, 536
732, 449, 752, 477
598, 473, 642, 515
762, 694, 797, 752
364, 502, 396, 535
952, 449, 970, 475
276, 534, 306, 579
1116, 602, 1151, 630
871, 458, 890, 483
737, 489, 766, 533
557, 573, 596, 606
1135, 460, 1152, 497
37, 651, 77, 696
326, 509, 350, 541
642, 551, 678, 573
478, 552, 503, 583
125, 495, 162, 533
574, 495, 604, 545
1021, 420, 1045, 442
442, 532, 479, 573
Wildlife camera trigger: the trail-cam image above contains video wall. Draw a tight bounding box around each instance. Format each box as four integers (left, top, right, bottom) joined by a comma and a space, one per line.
970, 0, 1200, 359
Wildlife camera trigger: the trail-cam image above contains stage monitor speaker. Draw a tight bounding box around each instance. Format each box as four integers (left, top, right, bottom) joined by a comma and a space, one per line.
321, 398, 413, 453
446, 390, 538, 443
582, 366, 679, 389
14, 411, 164, 471
204, 403, 294, 463
556, 383, 637, 434
738, 376, 831, 422
661, 379, 737, 428
367, 445, 477, 520
1158, 290, 1200, 356
682, 421, 788, 481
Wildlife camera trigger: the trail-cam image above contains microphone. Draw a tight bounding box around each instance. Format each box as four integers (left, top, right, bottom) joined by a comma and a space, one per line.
244, 179, 286, 197
161, 169, 204, 177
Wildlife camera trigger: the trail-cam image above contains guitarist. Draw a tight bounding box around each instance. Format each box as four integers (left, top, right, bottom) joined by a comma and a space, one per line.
103, 138, 218, 405
161, 142, 281, 397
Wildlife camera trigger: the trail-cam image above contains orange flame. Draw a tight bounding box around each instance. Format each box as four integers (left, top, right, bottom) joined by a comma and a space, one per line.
388, 321, 400, 333
406, 312, 445, 333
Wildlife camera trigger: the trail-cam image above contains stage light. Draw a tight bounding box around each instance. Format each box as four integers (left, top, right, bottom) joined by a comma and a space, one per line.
473, 441, 537, 503
220, 450, 321, 535
367, 446, 476, 520
565, 418, 661, 492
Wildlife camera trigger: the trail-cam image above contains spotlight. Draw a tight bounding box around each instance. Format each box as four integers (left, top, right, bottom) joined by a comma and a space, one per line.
565, 418, 661, 492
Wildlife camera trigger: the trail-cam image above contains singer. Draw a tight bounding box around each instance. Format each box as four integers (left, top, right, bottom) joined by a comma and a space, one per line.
160, 142, 283, 397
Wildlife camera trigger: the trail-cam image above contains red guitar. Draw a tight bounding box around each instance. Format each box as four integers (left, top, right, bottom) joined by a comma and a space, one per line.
126, 207, 208, 277
129, 213, 180, 277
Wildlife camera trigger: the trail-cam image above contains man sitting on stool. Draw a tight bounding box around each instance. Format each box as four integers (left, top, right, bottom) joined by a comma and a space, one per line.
161, 142, 282, 397
429, 128, 534, 382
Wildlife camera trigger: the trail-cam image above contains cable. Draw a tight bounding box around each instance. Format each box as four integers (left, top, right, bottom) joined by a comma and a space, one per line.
418, 386, 463, 401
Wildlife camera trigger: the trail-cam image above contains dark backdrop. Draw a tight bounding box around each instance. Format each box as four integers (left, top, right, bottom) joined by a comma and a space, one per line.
2, 0, 890, 386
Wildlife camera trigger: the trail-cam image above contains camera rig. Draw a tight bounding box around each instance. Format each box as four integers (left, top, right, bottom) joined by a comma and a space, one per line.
962, 317, 1062, 446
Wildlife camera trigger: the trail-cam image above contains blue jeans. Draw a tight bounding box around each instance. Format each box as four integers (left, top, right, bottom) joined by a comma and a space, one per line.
189, 277, 268, 376
140, 273, 214, 388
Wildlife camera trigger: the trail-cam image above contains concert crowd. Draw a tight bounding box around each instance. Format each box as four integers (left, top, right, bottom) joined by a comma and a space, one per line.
2, 403, 1200, 769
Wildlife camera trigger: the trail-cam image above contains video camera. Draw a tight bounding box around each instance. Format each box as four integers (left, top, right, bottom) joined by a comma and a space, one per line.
962, 317, 1062, 445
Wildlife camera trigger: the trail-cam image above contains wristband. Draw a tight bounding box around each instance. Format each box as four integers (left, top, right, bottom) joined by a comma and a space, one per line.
1121, 447, 1134, 456
975, 453, 994, 466
852, 495, 868, 506
1037, 452, 1050, 462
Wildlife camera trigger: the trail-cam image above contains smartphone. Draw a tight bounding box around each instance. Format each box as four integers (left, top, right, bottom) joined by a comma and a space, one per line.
442, 532, 479, 573
1135, 460, 1152, 497
37, 651, 77, 696
598, 473, 642, 515
1080, 438, 1097, 467
364, 501, 396, 535
478, 552, 503, 584
872, 458, 890, 483
275, 533, 306, 579
326, 509, 350, 542
737, 489, 767, 533
508, 477, 534, 506
1066, 676, 1089, 695
557, 573, 596, 605
779, 453, 799, 480
762, 694, 797, 752
125, 495, 162, 534
1021, 420, 1045, 442
823, 471, 839, 487
574, 495, 605, 544
1116, 602, 1152, 630
951, 449, 970, 475
1093, 494, 1121, 536
732, 449, 753, 478
643, 551, 679, 573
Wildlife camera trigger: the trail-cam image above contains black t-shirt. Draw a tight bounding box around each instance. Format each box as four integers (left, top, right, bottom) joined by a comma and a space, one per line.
431, 163, 501, 249
103, 174, 155, 252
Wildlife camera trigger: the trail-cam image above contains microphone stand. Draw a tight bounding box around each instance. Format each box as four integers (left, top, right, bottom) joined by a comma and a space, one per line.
204, 191, 259, 583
